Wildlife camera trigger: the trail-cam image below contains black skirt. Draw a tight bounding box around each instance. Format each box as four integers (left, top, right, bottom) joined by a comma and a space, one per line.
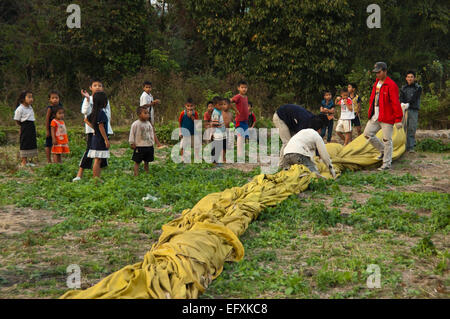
19, 121, 38, 157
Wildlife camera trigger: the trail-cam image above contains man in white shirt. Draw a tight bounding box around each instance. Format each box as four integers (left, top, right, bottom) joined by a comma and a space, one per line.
280, 117, 336, 178
140, 81, 162, 147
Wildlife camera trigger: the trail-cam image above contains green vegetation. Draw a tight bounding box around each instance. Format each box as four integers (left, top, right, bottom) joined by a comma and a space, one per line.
416, 139, 450, 153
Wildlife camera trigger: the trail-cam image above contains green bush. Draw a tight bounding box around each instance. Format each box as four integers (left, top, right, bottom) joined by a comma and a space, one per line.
157, 121, 179, 145
416, 139, 450, 153
0, 130, 6, 145
411, 236, 437, 257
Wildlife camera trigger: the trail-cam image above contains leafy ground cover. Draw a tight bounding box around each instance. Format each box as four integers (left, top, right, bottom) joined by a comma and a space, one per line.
0, 129, 448, 298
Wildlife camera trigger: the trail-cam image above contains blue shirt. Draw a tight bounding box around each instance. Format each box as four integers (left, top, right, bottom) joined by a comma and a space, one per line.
321, 99, 334, 110
179, 109, 198, 136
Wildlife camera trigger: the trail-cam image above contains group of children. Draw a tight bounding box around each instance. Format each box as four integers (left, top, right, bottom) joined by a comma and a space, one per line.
13, 77, 367, 176
14, 90, 69, 167
13, 79, 257, 177
319, 84, 362, 145
178, 80, 257, 166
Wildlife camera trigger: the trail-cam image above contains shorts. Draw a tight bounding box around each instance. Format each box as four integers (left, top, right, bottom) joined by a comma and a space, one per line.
352, 115, 361, 127
236, 121, 249, 137
45, 136, 53, 148
132, 146, 155, 164
336, 119, 352, 133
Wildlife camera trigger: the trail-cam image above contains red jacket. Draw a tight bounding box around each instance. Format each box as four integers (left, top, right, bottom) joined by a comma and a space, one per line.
368, 76, 403, 124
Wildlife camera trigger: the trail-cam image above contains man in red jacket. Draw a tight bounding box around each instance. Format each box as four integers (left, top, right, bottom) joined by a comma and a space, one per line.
364, 62, 403, 170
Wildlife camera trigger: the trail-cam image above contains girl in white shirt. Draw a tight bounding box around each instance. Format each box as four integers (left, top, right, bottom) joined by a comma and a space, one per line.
13, 91, 38, 167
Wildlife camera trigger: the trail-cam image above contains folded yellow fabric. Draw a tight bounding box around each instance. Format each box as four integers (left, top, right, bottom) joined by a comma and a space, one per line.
61, 127, 406, 299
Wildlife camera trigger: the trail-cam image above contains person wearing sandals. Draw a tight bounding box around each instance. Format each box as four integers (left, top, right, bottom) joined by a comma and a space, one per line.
13, 91, 38, 167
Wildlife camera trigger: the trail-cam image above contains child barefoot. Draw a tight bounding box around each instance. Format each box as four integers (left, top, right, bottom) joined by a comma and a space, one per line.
45, 91, 62, 163
178, 98, 199, 163
13, 91, 38, 167
140, 81, 162, 148
335, 88, 354, 146
210, 96, 227, 167
203, 101, 214, 142
129, 107, 155, 176
50, 106, 70, 163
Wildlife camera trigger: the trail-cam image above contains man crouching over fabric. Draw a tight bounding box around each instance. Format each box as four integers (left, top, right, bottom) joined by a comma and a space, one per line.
280, 117, 337, 179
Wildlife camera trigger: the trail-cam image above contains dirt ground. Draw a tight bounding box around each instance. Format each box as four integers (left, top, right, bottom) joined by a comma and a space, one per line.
0, 206, 64, 236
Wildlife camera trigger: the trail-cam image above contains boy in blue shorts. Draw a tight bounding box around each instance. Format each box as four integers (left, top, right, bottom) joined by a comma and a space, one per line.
230, 80, 248, 159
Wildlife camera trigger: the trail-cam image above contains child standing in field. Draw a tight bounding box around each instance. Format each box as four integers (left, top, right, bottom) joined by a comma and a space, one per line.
348, 83, 362, 136
210, 96, 227, 166
230, 81, 248, 159
50, 106, 70, 163
140, 81, 162, 148
178, 98, 199, 162
203, 100, 214, 142
73, 79, 113, 182
222, 100, 233, 129
13, 91, 38, 167
84, 92, 111, 179
45, 91, 62, 163
319, 90, 335, 143
335, 88, 354, 146
129, 106, 154, 176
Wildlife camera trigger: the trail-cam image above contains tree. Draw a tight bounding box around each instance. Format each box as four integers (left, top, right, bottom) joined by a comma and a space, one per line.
185, 0, 354, 103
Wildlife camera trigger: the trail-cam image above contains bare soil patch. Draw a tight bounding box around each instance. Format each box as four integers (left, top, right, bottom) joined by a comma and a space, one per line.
0, 206, 64, 236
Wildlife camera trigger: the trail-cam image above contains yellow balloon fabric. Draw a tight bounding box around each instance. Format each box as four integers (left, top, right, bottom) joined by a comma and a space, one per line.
60, 126, 406, 299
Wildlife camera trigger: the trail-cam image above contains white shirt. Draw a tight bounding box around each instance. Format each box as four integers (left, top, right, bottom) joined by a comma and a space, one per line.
339, 98, 355, 120
140, 91, 155, 125
211, 109, 226, 140
129, 120, 154, 147
14, 104, 35, 122
372, 81, 383, 122
283, 129, 332, 169
81, 96, 113, 135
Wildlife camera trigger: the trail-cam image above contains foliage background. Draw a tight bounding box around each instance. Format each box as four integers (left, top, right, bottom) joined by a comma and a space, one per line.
0, 0, 448, 128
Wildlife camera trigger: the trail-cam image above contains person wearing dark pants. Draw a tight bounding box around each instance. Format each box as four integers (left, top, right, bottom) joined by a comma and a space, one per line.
400, 70, 422, 152
319, 90, 335, 143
